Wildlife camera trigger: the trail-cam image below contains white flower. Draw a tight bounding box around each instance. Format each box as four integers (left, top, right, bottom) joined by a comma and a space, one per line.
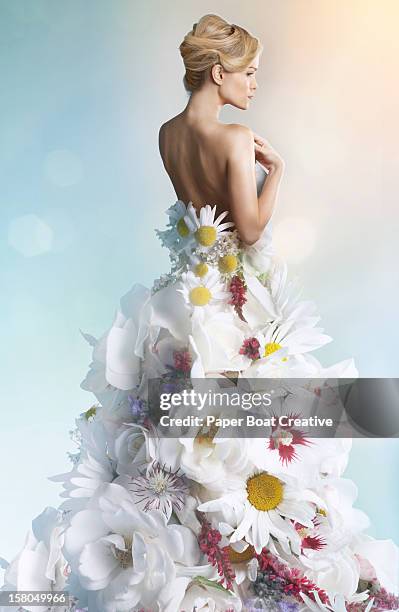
184, 203, 235, 252
177, 268, 230, 320
80, 283, 152, 393
150, 280, 192, 343
240, 270, 278, 327
241, 260, 332, 356
301, 544, 362, 600
238, 317, 332, 379
294, 352, 359, 378
247, 430, 352, 487
188, 251, 207, 271
315, 477, 371, 538
241, 347, 314, 379
181, 435, 254, 491
49, 415, 114, 515
198, 471, 323, 554
126, 460, 188, 520
351, 534, 399, 595
296, 477, 373, 598
105, 311, 142, 390
300, 591, 374, 612
167, 199, 188, 225
112, 423, 149, 478
243, 351, 358, 382
1, 507, 69, 612
224, 541, 258, 585
63, 483, 200, 612
190, 312, 251, 374
149, 423, 254, 492
256, 314, 332, 358
155, 199, 196, 254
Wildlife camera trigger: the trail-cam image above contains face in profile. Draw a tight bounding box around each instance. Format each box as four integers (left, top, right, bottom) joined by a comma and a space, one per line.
214, 52, 260, 110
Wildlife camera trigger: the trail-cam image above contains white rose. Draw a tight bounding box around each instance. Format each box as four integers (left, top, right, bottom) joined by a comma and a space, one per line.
1, 507, 69, 612
63, 483, 200, 612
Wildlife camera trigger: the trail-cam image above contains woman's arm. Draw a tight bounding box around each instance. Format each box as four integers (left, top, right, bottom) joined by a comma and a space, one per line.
225, 125, 284, 245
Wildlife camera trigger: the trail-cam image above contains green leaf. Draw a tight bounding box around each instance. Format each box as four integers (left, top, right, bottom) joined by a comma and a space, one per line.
193, 576, 230, 593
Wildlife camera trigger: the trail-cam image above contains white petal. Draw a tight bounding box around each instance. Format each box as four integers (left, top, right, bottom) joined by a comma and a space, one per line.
105, 320, 141, 390
78, 537, 119, 590
231, 503, 256, 543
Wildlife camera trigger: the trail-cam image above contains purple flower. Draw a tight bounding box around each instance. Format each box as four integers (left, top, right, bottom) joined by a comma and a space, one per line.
127, 395, 147, 420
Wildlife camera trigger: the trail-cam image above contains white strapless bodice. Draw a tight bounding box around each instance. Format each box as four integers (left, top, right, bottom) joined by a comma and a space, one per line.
255, 160, 268, 196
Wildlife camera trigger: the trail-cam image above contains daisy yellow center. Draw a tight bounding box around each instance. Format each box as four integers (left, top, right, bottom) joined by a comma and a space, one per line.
189, 286, 212, 306
177, 217, 190, 237
246, 472, 284, 511
317, 507, 327, 517
194, 262, 209, 277
227, 544, 255, 564
264, 342, 282, 357
218, 254, 238, 273
195, 226, 217, 247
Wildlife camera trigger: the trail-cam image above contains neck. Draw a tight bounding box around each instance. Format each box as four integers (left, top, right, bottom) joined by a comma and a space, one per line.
183, 83, 224, 122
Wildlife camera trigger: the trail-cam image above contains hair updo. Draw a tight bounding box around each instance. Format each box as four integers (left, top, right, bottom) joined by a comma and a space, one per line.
179, 14, 263, 93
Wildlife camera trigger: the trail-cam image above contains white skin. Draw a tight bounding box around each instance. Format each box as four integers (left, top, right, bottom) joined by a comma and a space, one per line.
159, 51, 285, 245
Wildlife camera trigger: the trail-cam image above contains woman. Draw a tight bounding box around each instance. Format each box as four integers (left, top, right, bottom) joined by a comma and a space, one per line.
159, 14, 284, 246
1, 13, 398, 612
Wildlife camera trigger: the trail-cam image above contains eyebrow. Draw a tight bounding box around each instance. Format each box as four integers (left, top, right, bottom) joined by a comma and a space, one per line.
248, 66, 258, 70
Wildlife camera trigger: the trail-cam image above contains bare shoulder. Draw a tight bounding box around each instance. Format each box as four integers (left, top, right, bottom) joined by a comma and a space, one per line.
220, 123, 254, 159
158, 118, 171, 146
158, 114, 182, 156
159, 114, 182, 135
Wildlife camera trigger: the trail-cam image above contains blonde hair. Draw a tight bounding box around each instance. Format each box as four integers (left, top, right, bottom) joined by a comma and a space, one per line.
179, 14, 263, 93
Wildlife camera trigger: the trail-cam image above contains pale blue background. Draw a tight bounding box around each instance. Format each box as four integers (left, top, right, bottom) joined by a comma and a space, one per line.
0, 0, 398, 565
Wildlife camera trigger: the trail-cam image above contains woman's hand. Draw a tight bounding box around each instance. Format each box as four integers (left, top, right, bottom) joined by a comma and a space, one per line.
253, 131, 285, 173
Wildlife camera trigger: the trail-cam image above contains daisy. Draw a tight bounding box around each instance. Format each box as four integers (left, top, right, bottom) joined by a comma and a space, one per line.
241, 260, 332, 350
245, 316, 331, 374
188, 252, 211, 279
177, 268, 230, 320
224, 542, 258, 584
184, 203, 235, 251
198, 471, 324, 555
155, 199, 195, 254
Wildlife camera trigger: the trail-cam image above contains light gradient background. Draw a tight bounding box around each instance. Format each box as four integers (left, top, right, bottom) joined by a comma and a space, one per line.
1, 0, 398, 568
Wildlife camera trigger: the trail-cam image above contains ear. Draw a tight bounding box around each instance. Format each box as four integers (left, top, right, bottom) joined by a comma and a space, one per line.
211, 63, 224, 86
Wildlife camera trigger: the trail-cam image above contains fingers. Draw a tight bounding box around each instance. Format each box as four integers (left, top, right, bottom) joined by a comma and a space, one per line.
253, 133, 273, 150
254, 142, 268, 154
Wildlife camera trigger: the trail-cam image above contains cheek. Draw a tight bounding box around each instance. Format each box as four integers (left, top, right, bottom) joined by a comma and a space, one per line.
223, 75, 247, 98
232, 77, 247, 94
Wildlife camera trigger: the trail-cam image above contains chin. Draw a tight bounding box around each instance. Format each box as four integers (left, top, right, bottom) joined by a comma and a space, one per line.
233, 101, 248, 111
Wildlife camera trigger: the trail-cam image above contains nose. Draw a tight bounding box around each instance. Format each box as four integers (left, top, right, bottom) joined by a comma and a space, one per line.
252, 79, 258, 92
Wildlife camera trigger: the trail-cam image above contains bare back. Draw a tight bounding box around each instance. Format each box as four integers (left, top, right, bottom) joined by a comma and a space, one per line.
159, 113, 256, 222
